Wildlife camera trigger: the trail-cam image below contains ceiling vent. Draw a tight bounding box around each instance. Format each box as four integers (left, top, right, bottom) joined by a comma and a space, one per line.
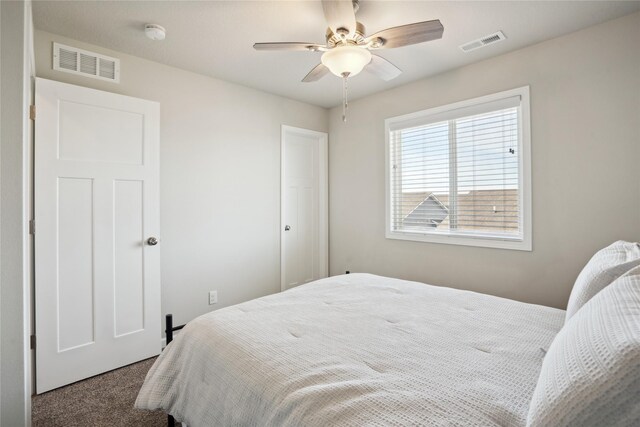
459, 31, 506, 53
53, 42, 120, 83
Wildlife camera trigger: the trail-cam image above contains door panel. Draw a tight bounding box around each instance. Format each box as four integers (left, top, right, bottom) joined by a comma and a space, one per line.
113, 180, 144, 337
57, 177, 94, 351
284, 186, 299, 288
35, 78, 161, 393
281, 126, 328, 291
300, 186, 314, 283
58, 100, 144, 164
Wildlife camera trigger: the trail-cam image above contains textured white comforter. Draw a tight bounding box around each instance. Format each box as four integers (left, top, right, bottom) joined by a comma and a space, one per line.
136, 274, 564, 426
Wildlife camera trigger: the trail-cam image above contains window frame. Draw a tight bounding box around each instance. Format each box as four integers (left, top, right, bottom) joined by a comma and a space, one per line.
384, 86, 532, 251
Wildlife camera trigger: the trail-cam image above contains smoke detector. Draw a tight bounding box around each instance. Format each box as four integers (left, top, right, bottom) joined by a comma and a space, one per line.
145, 24, 166, 41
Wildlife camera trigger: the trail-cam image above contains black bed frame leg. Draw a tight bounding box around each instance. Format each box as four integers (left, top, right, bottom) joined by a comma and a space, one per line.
166, 314, 173, 346
165, 314, 176, 427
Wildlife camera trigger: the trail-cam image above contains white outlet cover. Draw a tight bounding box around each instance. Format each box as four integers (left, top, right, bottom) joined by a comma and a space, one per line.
209, 291, 218, 305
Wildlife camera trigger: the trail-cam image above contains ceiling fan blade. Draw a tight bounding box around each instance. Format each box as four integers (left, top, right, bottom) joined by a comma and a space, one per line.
302, 64, 330, 82
366, 20, 444, 49
367, 55, 402, 81
322, 0, 357, 36
253, 42, 326, 52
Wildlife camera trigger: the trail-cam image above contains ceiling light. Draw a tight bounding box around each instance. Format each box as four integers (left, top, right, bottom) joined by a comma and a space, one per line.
321, 45, 372, 78
145, 24, 166, 41
320, 45, 373, 123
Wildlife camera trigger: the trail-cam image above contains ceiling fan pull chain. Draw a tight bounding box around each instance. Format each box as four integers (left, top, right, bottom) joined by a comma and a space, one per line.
342, 74, 349, 123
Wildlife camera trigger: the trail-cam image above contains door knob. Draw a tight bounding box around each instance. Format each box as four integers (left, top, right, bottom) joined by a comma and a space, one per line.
284, 225, 291, 231
147, 237, 159, 246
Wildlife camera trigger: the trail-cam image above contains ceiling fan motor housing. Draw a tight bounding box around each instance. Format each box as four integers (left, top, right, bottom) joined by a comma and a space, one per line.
326, 22, 366, 47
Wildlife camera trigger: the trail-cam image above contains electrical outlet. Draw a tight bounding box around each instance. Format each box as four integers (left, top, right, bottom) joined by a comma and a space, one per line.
208, 290, 218, 305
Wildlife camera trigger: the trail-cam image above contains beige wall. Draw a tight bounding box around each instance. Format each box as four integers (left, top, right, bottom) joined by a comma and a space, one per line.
328, 12, 640, 309
2, 1, 33, 423
34, 30, 329, 327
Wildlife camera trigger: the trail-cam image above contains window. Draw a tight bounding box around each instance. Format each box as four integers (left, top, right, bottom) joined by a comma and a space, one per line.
385, 87, 531, 250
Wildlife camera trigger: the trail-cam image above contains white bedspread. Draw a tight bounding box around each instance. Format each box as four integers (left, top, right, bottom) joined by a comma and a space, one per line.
136, 274, 564, 426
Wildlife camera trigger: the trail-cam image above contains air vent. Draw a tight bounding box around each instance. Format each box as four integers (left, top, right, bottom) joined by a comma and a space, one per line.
53, 43, 120, 83
459, 31, 506, 53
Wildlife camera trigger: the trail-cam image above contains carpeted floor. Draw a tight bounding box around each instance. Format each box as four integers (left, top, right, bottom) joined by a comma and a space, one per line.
32, 357, 167, 426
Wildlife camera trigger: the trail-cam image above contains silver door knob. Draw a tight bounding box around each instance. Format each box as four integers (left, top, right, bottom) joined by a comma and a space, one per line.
147, 237, 159, 246
284, 225, 291, 231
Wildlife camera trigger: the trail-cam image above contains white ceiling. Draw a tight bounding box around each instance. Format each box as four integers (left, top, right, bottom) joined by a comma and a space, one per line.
32, 1, 640, 108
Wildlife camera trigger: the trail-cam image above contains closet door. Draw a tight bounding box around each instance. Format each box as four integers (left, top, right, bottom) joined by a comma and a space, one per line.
34, 78, 161, 392
281, 125, 328, 290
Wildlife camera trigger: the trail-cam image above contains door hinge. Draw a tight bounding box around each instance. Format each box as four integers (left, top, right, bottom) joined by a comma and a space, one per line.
29, 105, 36, 121
30, 335, 36, 350
29, 219, 35, 235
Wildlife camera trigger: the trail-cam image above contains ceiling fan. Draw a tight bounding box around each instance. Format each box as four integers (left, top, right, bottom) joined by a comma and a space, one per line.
253, 0, 444, 121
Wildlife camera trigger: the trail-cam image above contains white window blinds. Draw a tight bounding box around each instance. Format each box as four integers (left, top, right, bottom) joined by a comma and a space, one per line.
386, 87, 531, 250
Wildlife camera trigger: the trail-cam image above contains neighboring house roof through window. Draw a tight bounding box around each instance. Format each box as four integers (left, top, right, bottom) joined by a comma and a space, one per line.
403, 193, 449, 229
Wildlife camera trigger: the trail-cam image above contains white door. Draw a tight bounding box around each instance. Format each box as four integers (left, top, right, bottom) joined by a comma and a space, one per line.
34, 78, 161, 393
281, 126, 328, 291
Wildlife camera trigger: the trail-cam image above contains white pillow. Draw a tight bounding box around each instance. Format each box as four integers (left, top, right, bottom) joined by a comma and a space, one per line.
565, 240, 640, 321
527, 265, 640, 427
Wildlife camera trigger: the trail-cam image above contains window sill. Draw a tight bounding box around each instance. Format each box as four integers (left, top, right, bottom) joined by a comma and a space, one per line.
386, 230, 532, 251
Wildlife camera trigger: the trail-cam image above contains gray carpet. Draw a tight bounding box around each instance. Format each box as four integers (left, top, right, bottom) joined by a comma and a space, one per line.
32, 357, 166, 426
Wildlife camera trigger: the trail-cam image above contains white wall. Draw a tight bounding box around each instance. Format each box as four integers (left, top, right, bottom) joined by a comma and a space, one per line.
33, 30, 329, 327
328, 12, 640, 309
1, 0, 33, 424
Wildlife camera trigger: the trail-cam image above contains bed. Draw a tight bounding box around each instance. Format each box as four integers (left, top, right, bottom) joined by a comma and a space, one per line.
135, 273, 566, 426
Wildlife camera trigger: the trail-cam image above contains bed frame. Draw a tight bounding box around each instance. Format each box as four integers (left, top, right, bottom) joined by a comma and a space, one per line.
164, 314, 184, 427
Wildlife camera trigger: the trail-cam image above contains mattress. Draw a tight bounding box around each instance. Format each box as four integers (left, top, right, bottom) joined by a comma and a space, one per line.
135, 273, 564, 426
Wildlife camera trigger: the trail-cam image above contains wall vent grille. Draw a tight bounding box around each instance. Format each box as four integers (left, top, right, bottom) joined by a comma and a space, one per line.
53, 43, 120, 83
459, 31, 507, 52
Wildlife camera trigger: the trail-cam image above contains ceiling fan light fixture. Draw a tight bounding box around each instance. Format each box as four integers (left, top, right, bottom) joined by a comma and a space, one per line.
321, 45, 372, 78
